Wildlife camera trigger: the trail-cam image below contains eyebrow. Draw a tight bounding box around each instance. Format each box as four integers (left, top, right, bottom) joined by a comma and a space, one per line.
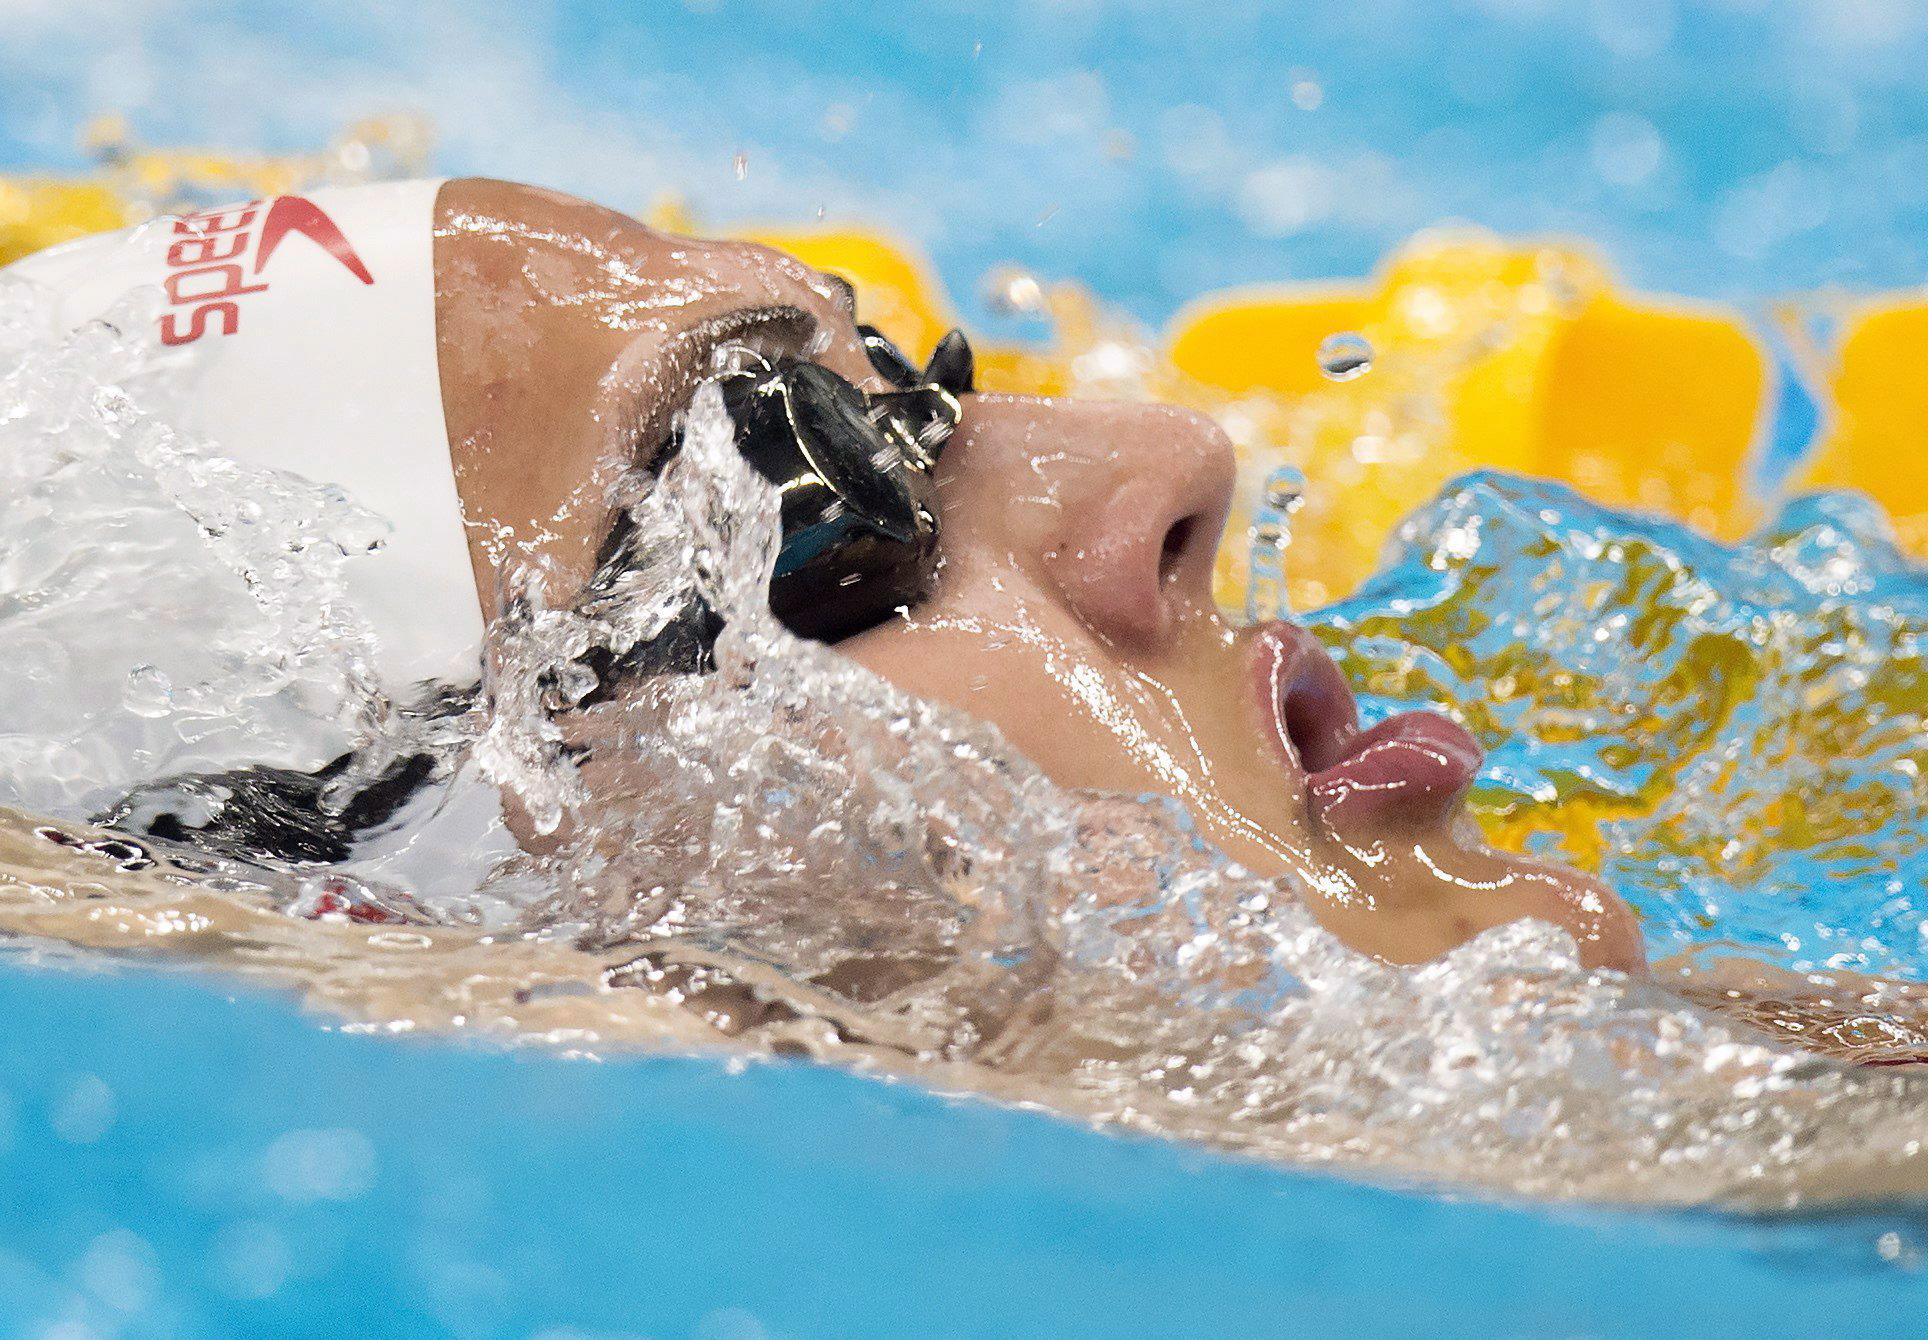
617, 302, 816, 459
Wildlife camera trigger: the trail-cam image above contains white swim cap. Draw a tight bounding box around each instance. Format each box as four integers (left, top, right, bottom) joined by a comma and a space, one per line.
1, 179, 482, 690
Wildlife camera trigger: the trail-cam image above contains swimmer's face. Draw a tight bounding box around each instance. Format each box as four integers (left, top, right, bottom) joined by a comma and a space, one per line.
433, 179, 1645, 975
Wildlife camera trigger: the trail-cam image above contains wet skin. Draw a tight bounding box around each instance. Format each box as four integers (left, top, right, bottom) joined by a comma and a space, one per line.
432, 178, 1646, 975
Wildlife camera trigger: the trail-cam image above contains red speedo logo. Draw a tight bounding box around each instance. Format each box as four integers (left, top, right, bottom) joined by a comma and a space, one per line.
159, 196, 374, 346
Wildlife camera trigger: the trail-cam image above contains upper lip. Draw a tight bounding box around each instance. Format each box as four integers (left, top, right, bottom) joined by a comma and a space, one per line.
1251, 621, 1483, 833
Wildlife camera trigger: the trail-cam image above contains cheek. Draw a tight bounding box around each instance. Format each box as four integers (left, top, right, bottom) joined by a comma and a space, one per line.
838, 557, 1045, 714
931, 421, 1096, 569
931, 489, 1059, 591
837, 569, 1147, 793
842, 628, 1136, 794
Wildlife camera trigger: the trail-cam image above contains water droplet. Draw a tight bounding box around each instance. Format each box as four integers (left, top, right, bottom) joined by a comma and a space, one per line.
1264, 475, 1304, 511
1244, 465, 1306, 625
1316, 332, 1373, 381
334, 138, 373, 175
982, 265, 1047, 317
123, 664, 174, 718
79, 1229, 159, 1314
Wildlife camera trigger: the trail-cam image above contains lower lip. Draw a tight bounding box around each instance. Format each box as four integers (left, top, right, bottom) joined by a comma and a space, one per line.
1249, 622, 1483, 832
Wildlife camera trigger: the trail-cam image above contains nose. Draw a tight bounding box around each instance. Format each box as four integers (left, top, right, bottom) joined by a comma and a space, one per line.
936, 394, 1237, 651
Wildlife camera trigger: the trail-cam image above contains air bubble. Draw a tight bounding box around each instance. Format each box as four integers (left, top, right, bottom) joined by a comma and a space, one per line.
1316, 332, 1373, 380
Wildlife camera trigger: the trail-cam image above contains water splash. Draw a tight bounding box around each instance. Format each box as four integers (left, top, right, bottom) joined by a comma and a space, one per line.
0, 277, 437, 817
1311, 473, 1928, 980
1, 286, 1926, 1205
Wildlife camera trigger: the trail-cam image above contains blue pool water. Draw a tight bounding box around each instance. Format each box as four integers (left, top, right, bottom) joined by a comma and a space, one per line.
2, 965, 1925, 1338
4, 1, 1928, 323
6, 1, 1928, 1332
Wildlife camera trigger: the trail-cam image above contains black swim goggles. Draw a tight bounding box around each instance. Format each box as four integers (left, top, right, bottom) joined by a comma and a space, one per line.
590, 323, 975, 669
717, 324, 972, 642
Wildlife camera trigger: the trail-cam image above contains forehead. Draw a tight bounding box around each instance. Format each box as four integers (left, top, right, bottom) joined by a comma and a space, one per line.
439, 180, 851, 325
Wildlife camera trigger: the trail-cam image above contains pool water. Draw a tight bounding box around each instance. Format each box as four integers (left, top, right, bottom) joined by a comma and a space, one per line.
3, 966, 1926, 1338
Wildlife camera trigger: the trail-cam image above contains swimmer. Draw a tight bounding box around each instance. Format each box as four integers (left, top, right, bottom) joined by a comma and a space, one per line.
1, 178, 1647, 977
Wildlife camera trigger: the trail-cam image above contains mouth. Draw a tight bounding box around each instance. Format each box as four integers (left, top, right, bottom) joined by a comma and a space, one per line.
1250, 621, 1483, 833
